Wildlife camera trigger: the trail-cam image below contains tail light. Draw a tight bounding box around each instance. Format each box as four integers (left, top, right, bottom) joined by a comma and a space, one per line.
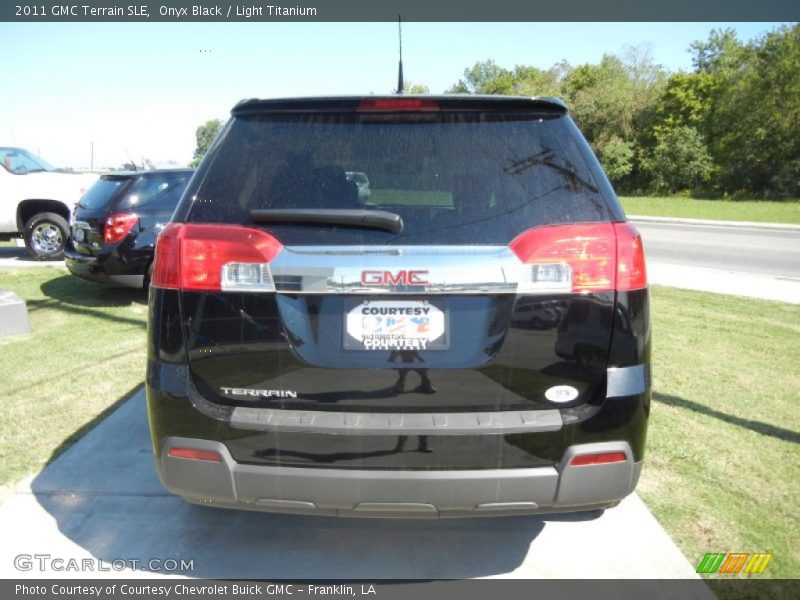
104, 213, 139, 244
509, 222, 647, 293
613, 222, 648, 291
151, 223, 283, 292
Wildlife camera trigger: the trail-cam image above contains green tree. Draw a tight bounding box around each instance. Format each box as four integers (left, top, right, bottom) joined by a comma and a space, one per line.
401, 81, 430, 94
640, 71, 721, 191
562, 50, 665, 144
445, 29, 800, 197
653, 71, 718, 134
446, 50, 666, 191
446, 60, 515, 94
190, 119, 224, 167
598, 137, 635, 181
446, 60, 564, 97
561, 48, 666, 191
689, 28, 745, 73
709, 25, 800, 196
642, 126, 714, 193
505, 65, 563, 97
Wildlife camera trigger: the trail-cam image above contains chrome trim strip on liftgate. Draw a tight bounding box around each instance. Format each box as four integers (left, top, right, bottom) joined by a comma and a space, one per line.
266, 245, 571, 295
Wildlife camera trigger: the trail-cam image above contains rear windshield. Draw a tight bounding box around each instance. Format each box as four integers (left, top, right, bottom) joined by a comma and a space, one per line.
188, 112, 609, 245
117, 173, 192, 211
79, 178, 128, 211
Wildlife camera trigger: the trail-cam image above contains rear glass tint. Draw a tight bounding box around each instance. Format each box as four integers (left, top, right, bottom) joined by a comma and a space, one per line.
189, 112, 609, 245
79, 178, 128, 211
118, 173, 191, 211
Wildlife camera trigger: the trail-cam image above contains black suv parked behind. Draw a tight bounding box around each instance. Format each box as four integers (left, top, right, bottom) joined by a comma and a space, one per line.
66, 169, 194, 288
146, 96, 650, 517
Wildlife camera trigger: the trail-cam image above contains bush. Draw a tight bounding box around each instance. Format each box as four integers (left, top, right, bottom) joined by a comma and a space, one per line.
597, 138, 635, 182
642, 126, 715, 194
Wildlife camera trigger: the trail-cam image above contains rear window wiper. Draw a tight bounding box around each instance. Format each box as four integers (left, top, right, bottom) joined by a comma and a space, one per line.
250, 209, 403, 234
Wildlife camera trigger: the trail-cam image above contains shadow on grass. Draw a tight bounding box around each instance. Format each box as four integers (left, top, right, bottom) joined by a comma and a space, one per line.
653, 391, 800, 445
40, 275, 147, 308
25, 275, 148, 329
44, 383, 144, 469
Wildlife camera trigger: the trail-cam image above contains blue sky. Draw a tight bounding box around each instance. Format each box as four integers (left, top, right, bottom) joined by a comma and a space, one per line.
0, 22, 787, 168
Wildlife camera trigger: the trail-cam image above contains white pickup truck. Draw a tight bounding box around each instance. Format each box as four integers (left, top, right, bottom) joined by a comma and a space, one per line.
1, 147, 98, 260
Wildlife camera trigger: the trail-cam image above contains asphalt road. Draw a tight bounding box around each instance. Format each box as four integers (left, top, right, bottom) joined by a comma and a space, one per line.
3, 222, 800, 279
632, 220, 800, 279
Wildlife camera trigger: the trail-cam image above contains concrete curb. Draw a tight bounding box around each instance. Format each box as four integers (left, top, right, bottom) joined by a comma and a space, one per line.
0, 247, 68, 270
628, 215, 800, 231
647, 261, 800, 304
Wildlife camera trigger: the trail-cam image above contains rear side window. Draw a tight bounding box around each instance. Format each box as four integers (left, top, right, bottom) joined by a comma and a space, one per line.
189, 112, 609, 245
118, 173, 191, 211
79, 178, 129, 211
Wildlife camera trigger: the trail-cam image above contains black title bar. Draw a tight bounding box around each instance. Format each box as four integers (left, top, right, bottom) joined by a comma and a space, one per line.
3, 0, 799, 22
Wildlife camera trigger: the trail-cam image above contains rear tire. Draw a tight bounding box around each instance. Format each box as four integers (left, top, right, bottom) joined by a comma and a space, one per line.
24, 212, 69, 261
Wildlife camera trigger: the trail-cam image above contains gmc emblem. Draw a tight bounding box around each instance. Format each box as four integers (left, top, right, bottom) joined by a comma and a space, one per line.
361, 270, 430, 286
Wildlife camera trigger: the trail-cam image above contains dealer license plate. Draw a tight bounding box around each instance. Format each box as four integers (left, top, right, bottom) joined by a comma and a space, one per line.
344, 299, 448, 351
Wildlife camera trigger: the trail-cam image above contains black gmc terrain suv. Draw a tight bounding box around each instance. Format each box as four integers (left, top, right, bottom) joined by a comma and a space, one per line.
66, 169, 194, 288
146, 95, 650, 517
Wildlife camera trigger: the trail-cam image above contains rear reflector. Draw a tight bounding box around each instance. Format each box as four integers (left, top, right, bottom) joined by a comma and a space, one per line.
509, 222, 647, 293
358, 98, 440, 112
570, 452, 628, 466
103, 213, 138, 244
168, 447, 223, 462
152, 223, 283, 291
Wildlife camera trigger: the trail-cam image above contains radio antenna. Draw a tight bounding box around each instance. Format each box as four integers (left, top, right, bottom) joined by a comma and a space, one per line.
396, 15, 404, 94
123, 148, 138, 171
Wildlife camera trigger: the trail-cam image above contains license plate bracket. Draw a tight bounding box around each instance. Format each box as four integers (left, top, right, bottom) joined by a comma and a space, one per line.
344, 298, 449, 351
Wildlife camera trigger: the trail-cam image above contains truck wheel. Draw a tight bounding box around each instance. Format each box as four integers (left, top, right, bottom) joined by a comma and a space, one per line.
24, 212, 69, 260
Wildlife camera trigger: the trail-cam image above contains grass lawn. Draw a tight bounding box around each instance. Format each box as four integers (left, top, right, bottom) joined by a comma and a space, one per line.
0, 269, 148, 496
0, 267, 797, 579
640, 285, 800, 579
620, 196, 800, 224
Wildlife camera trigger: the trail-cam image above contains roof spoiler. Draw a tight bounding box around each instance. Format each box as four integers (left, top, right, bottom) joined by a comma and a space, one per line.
232, 95, 568, 116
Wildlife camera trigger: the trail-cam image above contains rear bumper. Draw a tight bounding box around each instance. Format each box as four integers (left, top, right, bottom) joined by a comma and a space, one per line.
157, 436, 641, 518
65, 246, 145, 288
